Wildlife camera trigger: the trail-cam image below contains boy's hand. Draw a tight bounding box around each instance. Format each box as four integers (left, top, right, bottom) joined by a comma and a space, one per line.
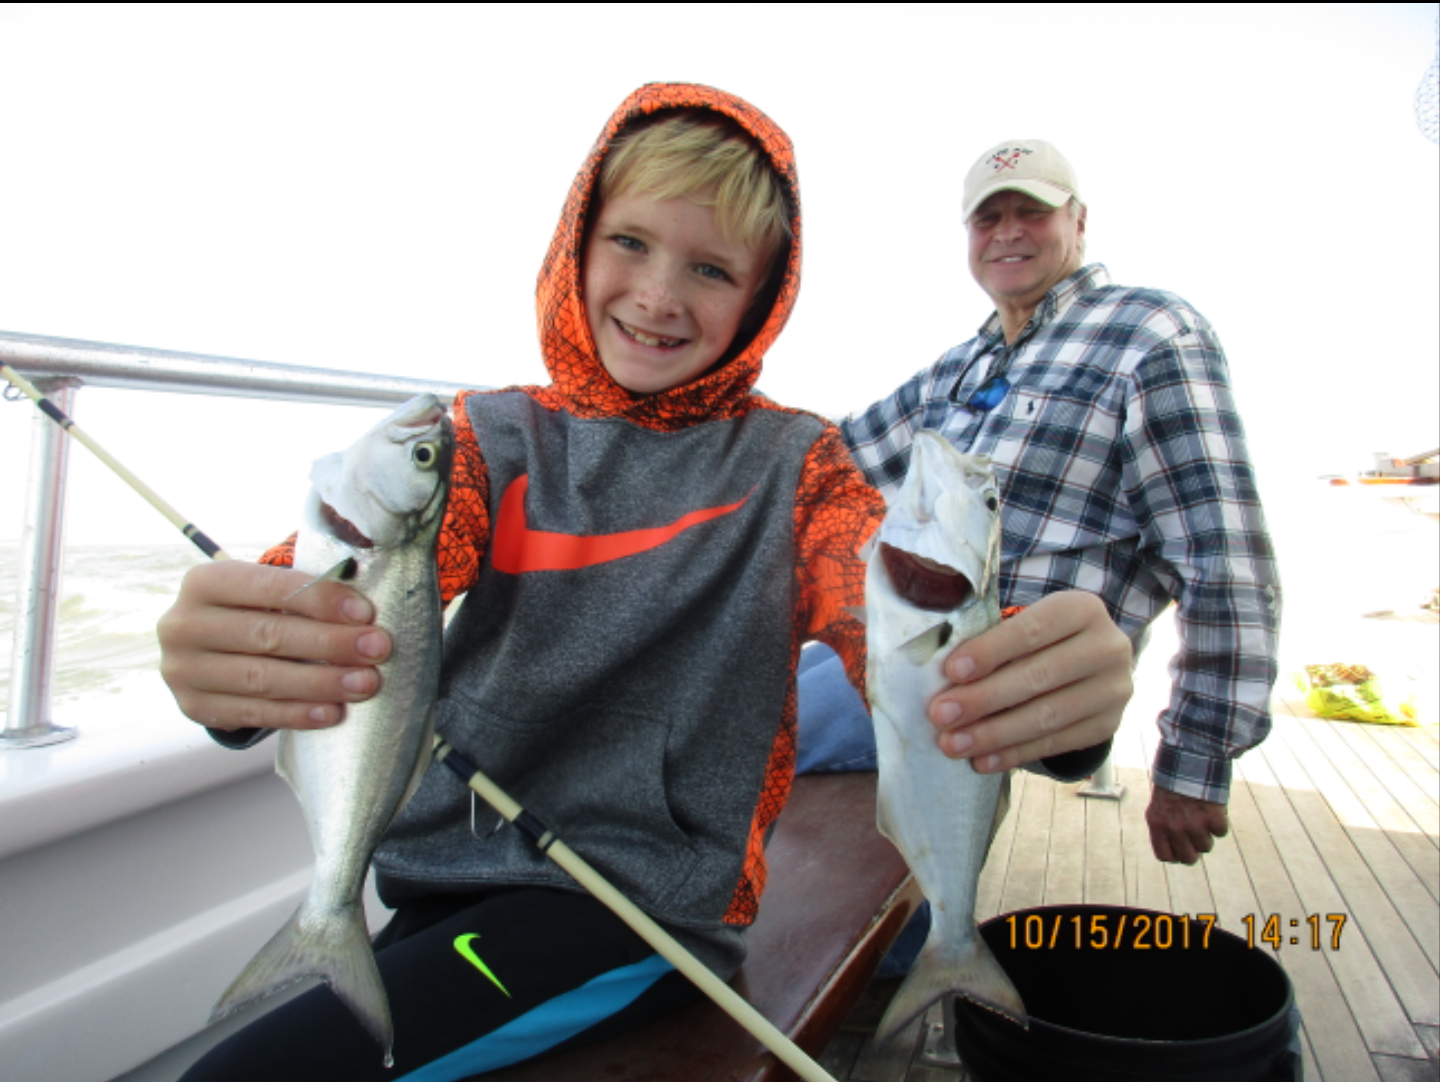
925, 591, 1132, 772
158, 561, 392, 732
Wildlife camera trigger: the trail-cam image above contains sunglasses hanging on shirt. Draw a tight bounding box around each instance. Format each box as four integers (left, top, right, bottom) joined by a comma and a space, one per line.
964, 374, 1012, 413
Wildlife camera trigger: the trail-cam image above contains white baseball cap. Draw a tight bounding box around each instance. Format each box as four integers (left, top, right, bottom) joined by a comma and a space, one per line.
962, 139, 1081, 221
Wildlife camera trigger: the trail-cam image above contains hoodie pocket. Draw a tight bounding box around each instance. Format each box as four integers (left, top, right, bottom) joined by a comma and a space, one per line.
440, 693, 701, 909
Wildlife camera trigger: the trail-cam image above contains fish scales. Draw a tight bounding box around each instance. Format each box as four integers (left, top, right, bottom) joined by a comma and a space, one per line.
864, 431, 1027, 1044
210, 394, 454, 1062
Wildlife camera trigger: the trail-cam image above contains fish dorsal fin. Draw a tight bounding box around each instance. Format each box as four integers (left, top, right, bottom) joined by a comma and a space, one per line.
898, 622, 952, 667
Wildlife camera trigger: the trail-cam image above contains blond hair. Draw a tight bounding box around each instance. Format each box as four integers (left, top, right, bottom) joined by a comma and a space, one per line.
598, 112, 792, 267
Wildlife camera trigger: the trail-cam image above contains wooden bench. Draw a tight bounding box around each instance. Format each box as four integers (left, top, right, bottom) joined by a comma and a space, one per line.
490, 772, 921, 1082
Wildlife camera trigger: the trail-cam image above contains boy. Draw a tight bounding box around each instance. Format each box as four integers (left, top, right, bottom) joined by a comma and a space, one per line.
159, 84, 1128, 1080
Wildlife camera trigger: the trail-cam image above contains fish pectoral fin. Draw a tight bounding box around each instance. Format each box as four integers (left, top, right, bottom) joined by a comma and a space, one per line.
897, 622, 952, 667
843, 604, 868, 626
280, 557, 359, 603
874, 766, 903, 848
275, 731, 304, 802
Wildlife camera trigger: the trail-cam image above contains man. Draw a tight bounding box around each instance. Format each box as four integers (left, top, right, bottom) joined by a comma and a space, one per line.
801, 139, 1281, 865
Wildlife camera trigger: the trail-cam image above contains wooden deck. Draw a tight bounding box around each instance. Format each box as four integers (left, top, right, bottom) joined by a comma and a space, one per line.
818, 600, 1439, 1082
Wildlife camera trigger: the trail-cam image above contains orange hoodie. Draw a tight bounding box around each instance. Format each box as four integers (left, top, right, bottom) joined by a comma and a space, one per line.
271, 84, 884, 940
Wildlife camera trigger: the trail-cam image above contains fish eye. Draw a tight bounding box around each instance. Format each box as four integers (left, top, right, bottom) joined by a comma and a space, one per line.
985, 496, 999, 512
413, 441, 440, 470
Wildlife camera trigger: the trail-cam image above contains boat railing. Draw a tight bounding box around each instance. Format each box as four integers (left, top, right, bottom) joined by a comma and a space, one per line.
0, 329, 468, 750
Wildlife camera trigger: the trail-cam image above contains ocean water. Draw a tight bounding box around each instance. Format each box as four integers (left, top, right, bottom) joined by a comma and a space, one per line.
0, 543, 267, 718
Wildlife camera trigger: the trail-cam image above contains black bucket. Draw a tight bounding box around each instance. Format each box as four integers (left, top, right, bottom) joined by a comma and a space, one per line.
952, 905, 1299, 1082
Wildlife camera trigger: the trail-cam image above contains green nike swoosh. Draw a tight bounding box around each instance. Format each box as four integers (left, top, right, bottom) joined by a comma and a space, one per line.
453, 934, 512, 998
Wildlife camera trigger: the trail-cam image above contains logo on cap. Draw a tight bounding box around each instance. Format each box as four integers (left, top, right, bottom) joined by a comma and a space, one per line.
989, 148, 1033, 173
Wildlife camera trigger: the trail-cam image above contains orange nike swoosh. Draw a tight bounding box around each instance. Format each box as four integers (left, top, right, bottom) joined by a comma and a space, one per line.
491, 474, 750, 574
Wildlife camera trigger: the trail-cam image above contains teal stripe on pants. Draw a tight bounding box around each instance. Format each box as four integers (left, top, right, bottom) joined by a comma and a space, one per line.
397, 953, 674, 1081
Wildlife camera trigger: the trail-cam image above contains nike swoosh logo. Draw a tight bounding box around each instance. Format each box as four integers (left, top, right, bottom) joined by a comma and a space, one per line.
454, 934, 511, 998
491, 473, 751, 574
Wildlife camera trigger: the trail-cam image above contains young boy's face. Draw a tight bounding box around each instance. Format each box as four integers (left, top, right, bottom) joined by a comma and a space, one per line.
584, 191, 768, 395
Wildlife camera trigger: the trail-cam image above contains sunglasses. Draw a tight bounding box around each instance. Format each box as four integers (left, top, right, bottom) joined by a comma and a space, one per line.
963, 374, 1012, 413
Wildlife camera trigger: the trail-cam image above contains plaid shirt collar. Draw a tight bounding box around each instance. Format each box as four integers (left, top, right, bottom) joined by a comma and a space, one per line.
974, 262, 1112, 350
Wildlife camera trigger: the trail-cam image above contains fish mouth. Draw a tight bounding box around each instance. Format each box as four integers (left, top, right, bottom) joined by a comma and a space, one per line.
320, 501, 375, 549
880, 543, 974, 611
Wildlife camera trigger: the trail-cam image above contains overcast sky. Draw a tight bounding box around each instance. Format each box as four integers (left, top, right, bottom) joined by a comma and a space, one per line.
2, 3, 1437, 548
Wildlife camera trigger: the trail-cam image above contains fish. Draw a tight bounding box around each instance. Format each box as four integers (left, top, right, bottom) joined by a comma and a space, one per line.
862, 430, 1027, 1044
210, 393, 454, 1063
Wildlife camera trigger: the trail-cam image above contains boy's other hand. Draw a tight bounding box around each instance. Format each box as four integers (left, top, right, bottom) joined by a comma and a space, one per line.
158, 560, 392, 733
925, 591, 1132, 772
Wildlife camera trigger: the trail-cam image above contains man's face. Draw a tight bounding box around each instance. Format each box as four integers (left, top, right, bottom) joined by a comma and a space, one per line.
967, 190, 1086, 314
583, 191, 766, 395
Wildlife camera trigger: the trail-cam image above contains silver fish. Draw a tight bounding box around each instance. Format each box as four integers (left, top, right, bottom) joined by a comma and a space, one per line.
211, 394, 453, 1062
864, 431, 1027, 1043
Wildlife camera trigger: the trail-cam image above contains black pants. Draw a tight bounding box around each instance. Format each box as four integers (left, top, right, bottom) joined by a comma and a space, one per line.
180, 887, 701, 1081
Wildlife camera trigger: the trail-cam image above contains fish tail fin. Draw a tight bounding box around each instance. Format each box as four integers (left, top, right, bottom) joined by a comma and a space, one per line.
210, 901, 392, 1055
874, 926, 1027, 1045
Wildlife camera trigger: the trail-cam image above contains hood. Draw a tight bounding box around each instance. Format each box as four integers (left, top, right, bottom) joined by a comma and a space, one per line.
535, 83, 802, 429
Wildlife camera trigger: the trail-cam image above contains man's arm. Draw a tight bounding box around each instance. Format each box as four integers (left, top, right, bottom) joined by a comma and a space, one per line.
838, 363, 936, 501
1123, 317, 1282, 862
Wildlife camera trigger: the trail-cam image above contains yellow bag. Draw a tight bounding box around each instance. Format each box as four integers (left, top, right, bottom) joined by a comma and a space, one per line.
1296, 664, 1418, 726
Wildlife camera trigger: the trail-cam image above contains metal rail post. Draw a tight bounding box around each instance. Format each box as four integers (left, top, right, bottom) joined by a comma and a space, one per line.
1079, 754, 1125, 800
3, 377, 79, 748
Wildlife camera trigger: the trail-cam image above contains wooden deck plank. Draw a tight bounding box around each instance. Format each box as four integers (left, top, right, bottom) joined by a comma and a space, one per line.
1364, 724, 1440, 811
1331, 722, 1440, 843
1043, 780, 1086, 903
1417, 1022, 1440, 1060
1132, 714, 1217, 917
1372, 1053, 1439, 1081
1289, 709, 1440, 903
1273, 713, 1440, 972
849, 1012, 926, 1082
997, 771, 1053, 914
1226, 764, 1382, 1082
1161, 856, 1216, 923
1299, 1025, 1323, 1082
818, 1030, 864, 1080
1404, 724, 1438, 770
1116, 761, 1172, 912
975, 768, 1027, 924
1082, 787, 1126, 906
1199, 817, 1262, 937
1111, 717, 1171, 912
1238, 748, 1426, 1059
1258, 720, 1439, 1029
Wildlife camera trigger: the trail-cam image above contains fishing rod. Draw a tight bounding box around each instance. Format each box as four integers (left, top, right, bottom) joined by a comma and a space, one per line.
2, 361, 840, 1082
1, 362, 230, 561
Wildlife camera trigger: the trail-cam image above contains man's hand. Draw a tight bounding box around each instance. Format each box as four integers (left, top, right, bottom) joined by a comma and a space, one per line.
158, 560, 392, 732
925, 591, 1133, 772
1145, 785, 1229, 864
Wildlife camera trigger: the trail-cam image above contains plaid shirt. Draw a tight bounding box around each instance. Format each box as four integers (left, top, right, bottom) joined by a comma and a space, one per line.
841, 264, 1281, 804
